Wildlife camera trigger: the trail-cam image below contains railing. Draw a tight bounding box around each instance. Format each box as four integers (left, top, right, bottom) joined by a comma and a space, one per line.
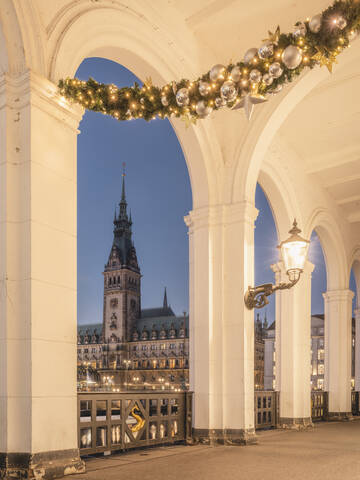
78, 391, 192, 455
254, 391, 279, 429
352, 391, 360, 416
311, 391, 328, 421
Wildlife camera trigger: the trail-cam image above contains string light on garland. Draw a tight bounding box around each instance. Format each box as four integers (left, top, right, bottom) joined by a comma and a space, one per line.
58, 0, 360, 124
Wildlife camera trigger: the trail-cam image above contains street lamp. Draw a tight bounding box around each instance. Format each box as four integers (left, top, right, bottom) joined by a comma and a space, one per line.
244, 219, 310, 310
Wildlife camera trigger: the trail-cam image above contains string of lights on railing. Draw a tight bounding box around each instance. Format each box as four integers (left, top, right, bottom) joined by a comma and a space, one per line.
58, 0, 360, 123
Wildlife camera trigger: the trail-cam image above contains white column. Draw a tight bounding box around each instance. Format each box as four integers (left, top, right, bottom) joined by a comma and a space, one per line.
324, 290, 354, 416
0, 71, 84, 477
185, 201, 258, 445
185, 206, 224, 444
355, 309, 360, 392
273, 261, 314, 427
222, 201, 258, 444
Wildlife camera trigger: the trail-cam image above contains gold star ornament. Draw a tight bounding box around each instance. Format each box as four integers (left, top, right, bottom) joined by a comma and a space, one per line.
263, 25, 281, 43
312, 48, 338, 73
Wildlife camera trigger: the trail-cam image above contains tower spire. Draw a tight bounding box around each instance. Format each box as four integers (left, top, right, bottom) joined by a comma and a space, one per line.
163, 287, 168, 309
121, 162, 126, 202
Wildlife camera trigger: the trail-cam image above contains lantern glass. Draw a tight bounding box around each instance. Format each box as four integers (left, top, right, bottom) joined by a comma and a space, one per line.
278, 220, 310, 276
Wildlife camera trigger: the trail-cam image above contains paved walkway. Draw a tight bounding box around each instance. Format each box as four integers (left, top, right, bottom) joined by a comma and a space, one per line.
77, 422, 360, 480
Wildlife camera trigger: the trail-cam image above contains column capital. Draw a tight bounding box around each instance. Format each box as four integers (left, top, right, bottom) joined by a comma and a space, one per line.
322, 289, 354, 302
0, 70, 84, 131
184, 201, 258, 233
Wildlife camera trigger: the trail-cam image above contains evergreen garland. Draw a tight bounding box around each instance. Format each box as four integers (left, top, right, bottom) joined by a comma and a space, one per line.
58, 0, 360, 123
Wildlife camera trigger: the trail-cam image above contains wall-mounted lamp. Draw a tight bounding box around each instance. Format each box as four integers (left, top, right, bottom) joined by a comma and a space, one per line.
244, 219, 310, 310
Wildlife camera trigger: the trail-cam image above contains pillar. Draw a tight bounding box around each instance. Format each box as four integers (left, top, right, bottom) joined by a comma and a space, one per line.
323, 290, 354, 417
185, 201, 258, 445
355, 309, 360, 392
0, 71, 84, 478
273, 261, 314, 428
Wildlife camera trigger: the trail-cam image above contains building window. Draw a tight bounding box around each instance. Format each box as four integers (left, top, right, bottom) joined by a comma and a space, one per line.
318, 364, 324, 375
152, 360, 157, 369
92, 348, 96, 353
142, 345, 147, 351
170, 343, 175, 350
318, 349, 325, 361
317, 378, 324, 390
160, 343, 166, 350
179, 343, 184, 349
151, 344, 157, 350
133, 345, 138, 351
169, 359, 176, 369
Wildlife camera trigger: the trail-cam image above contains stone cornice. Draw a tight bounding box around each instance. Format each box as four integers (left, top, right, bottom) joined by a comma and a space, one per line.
0, 70, 83, 131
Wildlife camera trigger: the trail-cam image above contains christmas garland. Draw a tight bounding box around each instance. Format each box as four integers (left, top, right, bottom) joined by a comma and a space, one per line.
58, 0, 360, 123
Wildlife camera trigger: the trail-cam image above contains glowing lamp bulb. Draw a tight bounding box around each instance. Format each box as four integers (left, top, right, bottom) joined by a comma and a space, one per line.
278, 219, 310, 280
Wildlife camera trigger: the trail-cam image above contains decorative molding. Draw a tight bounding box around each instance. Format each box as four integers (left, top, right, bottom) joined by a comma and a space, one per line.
322, 289, 354, 302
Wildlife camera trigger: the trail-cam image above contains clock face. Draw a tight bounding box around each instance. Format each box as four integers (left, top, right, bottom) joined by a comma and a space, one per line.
110, 298, 118, 308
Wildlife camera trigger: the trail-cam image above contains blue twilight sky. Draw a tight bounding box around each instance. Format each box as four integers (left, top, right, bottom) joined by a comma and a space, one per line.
77, 58, 357, 326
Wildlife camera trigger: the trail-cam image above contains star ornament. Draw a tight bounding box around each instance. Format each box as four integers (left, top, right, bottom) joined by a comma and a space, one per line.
312, 49, 338, 73
232, 93, 267, 121
263, 25, 281, 43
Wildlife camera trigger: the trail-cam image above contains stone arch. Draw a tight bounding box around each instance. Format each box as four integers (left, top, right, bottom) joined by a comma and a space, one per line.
0, 0, 26, 75
305, 208, 348, 291
349, 247, 360, 308
257, 159, 301, 243
48, 4, 220, 209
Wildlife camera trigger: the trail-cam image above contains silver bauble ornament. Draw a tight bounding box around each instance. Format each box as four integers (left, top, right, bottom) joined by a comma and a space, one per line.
220, 80, 237, 102
258, 42, 274, 59
176, 88, 189, 107
309, 14, 322, 33
272, 84, 283, 94
269, 62, 283, 78
293, 22, 307, 38
262, 73, 273, 86
196, 100, 212, 118
209, 64, 226, 82
231, 66, 242, 82
244, 48, 258, 64
140, 98, 145, 105
249, 69, 262, 83
281, 45, 302, 70
199, 81, 210, 96
336, 16, 347, 30
161, 95, 169, 106
215, 97, 226, 108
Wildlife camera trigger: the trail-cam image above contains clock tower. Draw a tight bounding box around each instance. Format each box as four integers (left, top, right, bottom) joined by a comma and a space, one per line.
102, 170, 141, 367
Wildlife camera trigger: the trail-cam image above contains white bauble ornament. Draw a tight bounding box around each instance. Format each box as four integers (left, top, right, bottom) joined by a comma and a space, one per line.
249, 69, 262, 83
199, 81, 210, 96
196, 100, 212, 118
262, 73, 273, 86
293, 22, 307, 38
258, 42, 274, 59
309, 14, 322, 33
161, 95, 169, 106
231, 66, 242, 82
336, 16, 347, 30
209, 64, 226, 82
282, 45, 302, 70
220, 81, 237, 102
176, 88, 189, 106
269, 62, 283, 78
244, 48, 258, 64
215, 97, 226, 108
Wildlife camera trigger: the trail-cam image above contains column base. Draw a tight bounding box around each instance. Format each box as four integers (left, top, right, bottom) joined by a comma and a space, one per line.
279, 417, 313, 430
191, 428, 258, 446
327, 412, 353, 421
0, 449, 85, 480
